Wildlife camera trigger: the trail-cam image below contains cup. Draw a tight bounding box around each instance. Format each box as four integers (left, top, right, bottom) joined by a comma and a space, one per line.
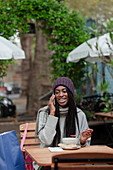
62, 137, 79, 144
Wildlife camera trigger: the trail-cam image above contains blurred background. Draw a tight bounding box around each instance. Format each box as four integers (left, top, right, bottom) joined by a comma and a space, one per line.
0, 0, 113, 146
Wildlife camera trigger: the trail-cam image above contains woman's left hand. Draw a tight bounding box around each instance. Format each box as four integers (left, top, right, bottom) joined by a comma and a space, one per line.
80, 128, 93, 144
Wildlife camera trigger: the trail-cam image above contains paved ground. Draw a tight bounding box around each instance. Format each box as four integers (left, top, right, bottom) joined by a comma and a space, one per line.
11, 94, 27, 115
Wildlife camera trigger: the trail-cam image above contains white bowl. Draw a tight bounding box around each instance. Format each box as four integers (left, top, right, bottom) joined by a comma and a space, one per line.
62, 137, 79, 144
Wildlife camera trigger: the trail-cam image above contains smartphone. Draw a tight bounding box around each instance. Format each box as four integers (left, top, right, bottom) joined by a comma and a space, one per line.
52, 98, 55, 104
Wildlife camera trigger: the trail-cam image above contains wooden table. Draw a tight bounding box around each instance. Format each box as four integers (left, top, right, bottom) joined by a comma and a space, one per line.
95, 112, 113, 118
25, 145, 113, 167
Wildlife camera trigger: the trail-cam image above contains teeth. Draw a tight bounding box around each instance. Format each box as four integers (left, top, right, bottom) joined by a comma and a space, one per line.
59, 99, 66, 102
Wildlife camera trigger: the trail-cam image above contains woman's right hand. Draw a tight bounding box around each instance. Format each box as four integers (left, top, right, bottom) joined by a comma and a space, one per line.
80, 128, 93, 144
48, 94, 56, 116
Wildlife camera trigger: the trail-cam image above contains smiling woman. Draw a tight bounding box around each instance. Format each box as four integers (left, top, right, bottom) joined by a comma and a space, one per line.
54, 86, 69, 106
35, 77, 93, 149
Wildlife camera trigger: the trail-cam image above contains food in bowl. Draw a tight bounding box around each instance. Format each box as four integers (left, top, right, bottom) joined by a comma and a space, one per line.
62, 137, 79, 145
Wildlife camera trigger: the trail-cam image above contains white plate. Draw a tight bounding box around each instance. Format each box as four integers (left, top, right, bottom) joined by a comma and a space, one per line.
58, 143, 81, 150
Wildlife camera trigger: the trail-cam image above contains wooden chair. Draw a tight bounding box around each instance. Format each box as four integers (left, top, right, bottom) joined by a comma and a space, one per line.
19, 122, 40, 169
52, 152, 113, 170
19, 122, 40, 151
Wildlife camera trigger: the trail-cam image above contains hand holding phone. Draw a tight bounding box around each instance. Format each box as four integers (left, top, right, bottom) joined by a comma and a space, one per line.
52, 98, 55, 105
49, 94, 56, 116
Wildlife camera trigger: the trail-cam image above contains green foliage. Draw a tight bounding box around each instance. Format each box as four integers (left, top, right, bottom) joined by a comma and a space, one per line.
101, 94, 113, 113
93, 81, 109, 96
0, 59, 13, 78
30, 0, 89, 89
82, 110, 94, 121
0, 0, 89, 91
0, 0, 21, 78
89, 19, 113, 41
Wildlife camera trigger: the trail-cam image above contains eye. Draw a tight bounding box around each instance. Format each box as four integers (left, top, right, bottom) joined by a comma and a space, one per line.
55, 90, 59, 95
63, 89, 67, 93
63, 90, 67, 93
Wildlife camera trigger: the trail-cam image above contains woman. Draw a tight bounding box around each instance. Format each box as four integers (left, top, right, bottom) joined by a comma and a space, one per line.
35, 77, 93, 148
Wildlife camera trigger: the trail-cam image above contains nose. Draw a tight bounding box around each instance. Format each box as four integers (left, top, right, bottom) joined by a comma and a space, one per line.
59, 91, 64, 96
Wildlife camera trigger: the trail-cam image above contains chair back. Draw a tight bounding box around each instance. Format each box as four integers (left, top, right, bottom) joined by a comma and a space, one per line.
19, 122, 40, 151
52, 150, 113, 170
19, 122, 40, 170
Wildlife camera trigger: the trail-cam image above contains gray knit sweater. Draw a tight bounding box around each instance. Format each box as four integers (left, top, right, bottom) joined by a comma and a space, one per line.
35, 106, 91, 148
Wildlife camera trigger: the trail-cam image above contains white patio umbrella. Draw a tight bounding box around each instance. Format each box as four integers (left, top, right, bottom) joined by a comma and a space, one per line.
67, 33, 113, 63
0, 36, 25, 59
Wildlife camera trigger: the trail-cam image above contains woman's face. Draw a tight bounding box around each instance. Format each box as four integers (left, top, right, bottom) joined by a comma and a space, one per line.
55, 86, 69, 106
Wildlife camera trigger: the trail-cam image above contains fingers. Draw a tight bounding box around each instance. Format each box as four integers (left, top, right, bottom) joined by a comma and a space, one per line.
82, 128, 93, 134
87, 128, 93, 133
81, 128, 93, 139
85, 128, 93, 136
48, 94, 56, 116
49, 94, 55, 104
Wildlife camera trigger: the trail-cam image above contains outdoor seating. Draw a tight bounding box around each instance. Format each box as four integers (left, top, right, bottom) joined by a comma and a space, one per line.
19, 122, 40, 150
19, 122, 40, 169
52, 153, 113, 170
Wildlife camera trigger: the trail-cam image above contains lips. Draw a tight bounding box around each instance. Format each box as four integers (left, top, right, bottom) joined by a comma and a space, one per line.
59, 98, 66, 103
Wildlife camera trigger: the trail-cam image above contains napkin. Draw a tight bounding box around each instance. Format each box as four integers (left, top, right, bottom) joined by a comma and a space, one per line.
48, 147, 64, 152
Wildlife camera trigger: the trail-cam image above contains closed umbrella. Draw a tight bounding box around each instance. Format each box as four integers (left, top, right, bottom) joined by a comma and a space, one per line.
0, 36, 25, 59
67, 33, 113, 63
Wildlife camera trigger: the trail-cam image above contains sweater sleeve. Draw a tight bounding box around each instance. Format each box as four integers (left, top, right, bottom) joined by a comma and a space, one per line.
36, 106, 58, 146
77, 108, 91, 146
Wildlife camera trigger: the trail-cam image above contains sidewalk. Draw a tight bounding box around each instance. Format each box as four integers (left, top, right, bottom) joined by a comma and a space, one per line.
12, 95, 27, 116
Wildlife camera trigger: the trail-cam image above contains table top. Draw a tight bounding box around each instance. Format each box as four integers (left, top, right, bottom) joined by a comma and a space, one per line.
25, 145, 113, 166
94, 112, 113, 118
